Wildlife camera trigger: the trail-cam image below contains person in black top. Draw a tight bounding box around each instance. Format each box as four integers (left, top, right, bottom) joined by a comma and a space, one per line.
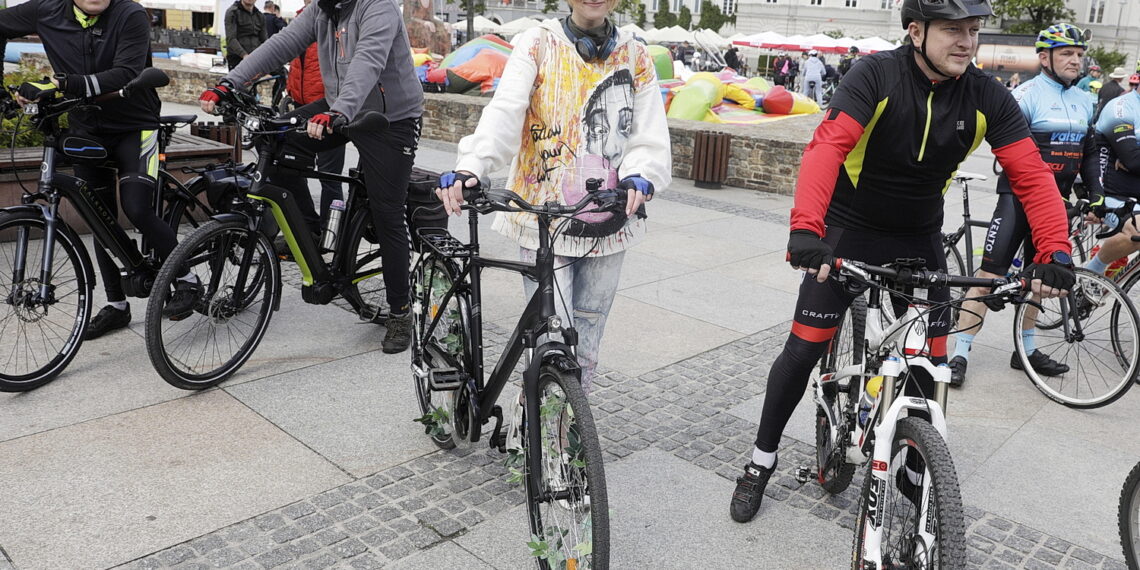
0, 0, 189, 339
728, 0, 1076, 525
1096, 66, 1128, 122
262, 0, 285, 38
224, 0, 265, 70
724, 45, 741, 71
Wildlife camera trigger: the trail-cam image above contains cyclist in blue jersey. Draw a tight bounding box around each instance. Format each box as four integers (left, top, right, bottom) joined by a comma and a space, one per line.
1081, 75, 1140, 273
948, 23, 1104, 387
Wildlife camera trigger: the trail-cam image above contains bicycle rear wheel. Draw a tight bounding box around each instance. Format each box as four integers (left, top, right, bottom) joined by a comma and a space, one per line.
816, 296, 865, 494
340, 209, 387, 323
526, 363, 609, 570
410, 253, 469, 450
145, 219, 279, 389
0, 211, 92, 391
1014, 268, 1139, 408
1120, 461, 1140, 570
851, 417, 966, 569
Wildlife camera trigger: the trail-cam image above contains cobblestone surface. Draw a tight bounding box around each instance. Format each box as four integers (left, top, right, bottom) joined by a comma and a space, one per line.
108, 301, 1128, 569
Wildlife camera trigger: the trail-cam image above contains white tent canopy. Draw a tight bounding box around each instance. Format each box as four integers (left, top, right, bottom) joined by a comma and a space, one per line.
619, 23, 647, 37
498, 16, 542, 35
647, 26, 695, 44
693, 28, 729, 49
471, 15, 502, 34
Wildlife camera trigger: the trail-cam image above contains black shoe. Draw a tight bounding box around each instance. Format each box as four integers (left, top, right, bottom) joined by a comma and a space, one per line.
163, 277, 202, 321
382, 311, 412, 354
85, 305, 131, 340
730, 459, 777, 523
948, 356, 968, 388
1011, 350, 1070, 376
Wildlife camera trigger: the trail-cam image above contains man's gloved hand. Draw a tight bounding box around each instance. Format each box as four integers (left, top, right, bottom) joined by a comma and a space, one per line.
307, 111, 345, 140
787, 229, 832, 272
199, 80, 234, 113
1027, 253, 1075, 297
617, 175, 653, 217
17, 80, 57, 103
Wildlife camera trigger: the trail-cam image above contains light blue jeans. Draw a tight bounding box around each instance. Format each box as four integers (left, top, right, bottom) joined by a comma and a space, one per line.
520, 247, 625, 394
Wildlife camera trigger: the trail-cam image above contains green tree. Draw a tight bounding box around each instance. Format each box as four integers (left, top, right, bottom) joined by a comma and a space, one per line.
992, 0, 1075, 35
541, 0, 558, 13
653, 2, 676, 29
821, 29, 844, 39
1087, 46, 1127, 74
696, 0, 731, 32
677, 4, 691, 29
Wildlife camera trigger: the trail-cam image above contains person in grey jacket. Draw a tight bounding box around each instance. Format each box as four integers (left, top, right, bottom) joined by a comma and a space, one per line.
200, 0, 425, 353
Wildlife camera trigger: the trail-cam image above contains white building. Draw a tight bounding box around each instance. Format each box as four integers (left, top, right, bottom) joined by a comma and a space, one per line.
732, 0, 1138, 65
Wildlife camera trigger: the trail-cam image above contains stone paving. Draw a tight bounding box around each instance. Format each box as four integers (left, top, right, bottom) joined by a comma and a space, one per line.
113, 264, 1130, 569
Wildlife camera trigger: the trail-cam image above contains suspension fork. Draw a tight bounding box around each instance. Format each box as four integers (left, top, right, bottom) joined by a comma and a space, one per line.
32, 146, 64, 302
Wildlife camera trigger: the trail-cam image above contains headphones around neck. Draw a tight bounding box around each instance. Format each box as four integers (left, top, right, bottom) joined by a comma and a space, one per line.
561, 17, 617, 63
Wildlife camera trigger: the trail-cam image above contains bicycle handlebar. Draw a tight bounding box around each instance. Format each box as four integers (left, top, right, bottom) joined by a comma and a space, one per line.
459, 182, 627, 217
833, 257, 1028, 294
1089, 197, 1139, 241
3, 67, 170, 123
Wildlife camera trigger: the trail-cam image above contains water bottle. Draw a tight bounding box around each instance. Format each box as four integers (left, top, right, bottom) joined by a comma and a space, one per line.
321, 199, 346, 251
857, 376, 884, 428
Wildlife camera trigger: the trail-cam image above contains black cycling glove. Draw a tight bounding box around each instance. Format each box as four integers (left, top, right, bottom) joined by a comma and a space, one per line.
787, 229, 832, 270
1028, 261, 1075, 292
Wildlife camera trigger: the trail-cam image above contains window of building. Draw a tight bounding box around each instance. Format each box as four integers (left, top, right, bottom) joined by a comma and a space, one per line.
1088, 0, 1106, 24
809, 0, 822, 5
764, 0, 777, 3
722, 0, 735, 14
880, 0, 890, 8
845, 0, 857, 7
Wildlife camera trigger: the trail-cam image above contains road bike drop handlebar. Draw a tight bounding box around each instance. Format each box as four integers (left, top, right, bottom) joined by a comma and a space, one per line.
1072, 197, 1140, 242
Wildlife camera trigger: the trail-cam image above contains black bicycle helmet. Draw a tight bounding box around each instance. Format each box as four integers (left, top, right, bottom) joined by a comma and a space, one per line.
901, 0, 993, 29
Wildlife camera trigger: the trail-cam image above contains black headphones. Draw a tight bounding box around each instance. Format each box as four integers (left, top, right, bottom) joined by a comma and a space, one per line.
561, 17, 617, 63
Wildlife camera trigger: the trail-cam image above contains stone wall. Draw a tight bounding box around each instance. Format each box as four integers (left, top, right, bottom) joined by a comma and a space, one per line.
19, 54, 820, 195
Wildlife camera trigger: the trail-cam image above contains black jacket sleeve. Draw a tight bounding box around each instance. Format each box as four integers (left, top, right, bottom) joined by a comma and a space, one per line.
1107, 122, 1140, 174
62, 8, 151, 97
1081, 125, 1105, 202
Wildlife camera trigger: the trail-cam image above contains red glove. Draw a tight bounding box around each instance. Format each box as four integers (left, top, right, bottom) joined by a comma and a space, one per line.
199, 82, 232, 104
308, 111, 345, 133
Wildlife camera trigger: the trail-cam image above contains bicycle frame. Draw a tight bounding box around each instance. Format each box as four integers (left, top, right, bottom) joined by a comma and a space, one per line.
944, 176, 990, 277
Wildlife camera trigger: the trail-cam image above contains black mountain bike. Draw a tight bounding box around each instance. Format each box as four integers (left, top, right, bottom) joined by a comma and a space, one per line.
0, 68, 217, 392
410, 183, 618, 569
1121, 460, 1140, 569
144, 91, 388, 390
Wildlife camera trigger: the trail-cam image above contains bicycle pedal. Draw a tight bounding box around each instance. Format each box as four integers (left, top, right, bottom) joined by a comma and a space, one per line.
794, 466, 812, 484
428, 368, 464, 391
487, 405, 505, 452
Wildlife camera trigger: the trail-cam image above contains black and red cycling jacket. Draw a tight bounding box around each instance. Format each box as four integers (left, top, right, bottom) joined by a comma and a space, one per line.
789, 45, 1071, 264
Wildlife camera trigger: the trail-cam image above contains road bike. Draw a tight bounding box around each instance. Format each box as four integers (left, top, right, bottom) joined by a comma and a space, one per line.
144, 92, 389, 390
410, 183, 619, 569
0, 68, 218, 391
1120, 460, 1140, 569
814, 257, 1035, 567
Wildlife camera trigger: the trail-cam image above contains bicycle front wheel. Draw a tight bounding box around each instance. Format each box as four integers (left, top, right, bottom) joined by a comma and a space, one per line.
0, 211, 92, 391
816, 296, 865, 494
1014, 268, 1139, 408
145, 219, 280, 389
852, 417, 966, 569
1120, 461, 1140, 570
340, 209, 387, 323
526, 363, 609, 570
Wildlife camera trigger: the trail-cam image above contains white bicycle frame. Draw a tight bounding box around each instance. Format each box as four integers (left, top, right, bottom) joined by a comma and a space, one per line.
813, 286, 953, 568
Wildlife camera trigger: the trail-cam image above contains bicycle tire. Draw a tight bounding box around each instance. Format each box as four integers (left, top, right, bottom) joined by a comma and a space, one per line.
851, 417, 966, 569
0, 211, 93, 391
410, 253, 470, 450
1120, 460, 1140, 570
339, 209, 387, 323
145, 219, 280, 390
816, 296, 865, 494
526, 363, 609, 570
1014, 268, 1139, 408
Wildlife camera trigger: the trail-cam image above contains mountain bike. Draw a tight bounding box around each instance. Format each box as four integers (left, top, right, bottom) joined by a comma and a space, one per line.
813, 257, 1034, 568
1120, 460, 1140, 570
410, 183, 618, 569
143, 92, 389, 390
0, 68, 218, 392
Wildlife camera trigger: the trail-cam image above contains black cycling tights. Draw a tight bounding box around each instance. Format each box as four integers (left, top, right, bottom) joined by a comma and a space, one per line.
754, 228, 950, 453
74, 130, 177, 303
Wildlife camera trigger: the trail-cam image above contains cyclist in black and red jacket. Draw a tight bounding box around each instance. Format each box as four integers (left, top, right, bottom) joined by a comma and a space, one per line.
729, 0, 1076, 524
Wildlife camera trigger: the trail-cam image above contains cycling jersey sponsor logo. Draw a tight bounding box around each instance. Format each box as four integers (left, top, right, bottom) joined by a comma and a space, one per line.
801, 309, 840, 321
1050, 131, 1084, 143
1114, 124, 1134, 134
956, 120, 965, 131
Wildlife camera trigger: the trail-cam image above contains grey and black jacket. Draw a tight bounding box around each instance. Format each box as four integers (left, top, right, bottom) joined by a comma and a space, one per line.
224, 0, 423, 123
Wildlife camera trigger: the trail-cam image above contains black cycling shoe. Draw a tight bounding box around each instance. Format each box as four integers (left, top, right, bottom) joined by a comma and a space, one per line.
1010, 350, 1070, 376
382, 311, 412, 354
730, 459, 777, 523
163, 277, 202, 321
85, 305, 131, 340
948, 356, 968, 388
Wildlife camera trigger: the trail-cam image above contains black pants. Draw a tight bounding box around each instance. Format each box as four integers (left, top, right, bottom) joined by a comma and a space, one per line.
73, 129, 177, 303
753, 228, 950, 453
267, 99, 420, 311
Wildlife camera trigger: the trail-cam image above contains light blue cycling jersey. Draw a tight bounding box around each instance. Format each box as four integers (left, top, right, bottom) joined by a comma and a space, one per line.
1001, 72, 1099, 196
1095, 90, 1140, 199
